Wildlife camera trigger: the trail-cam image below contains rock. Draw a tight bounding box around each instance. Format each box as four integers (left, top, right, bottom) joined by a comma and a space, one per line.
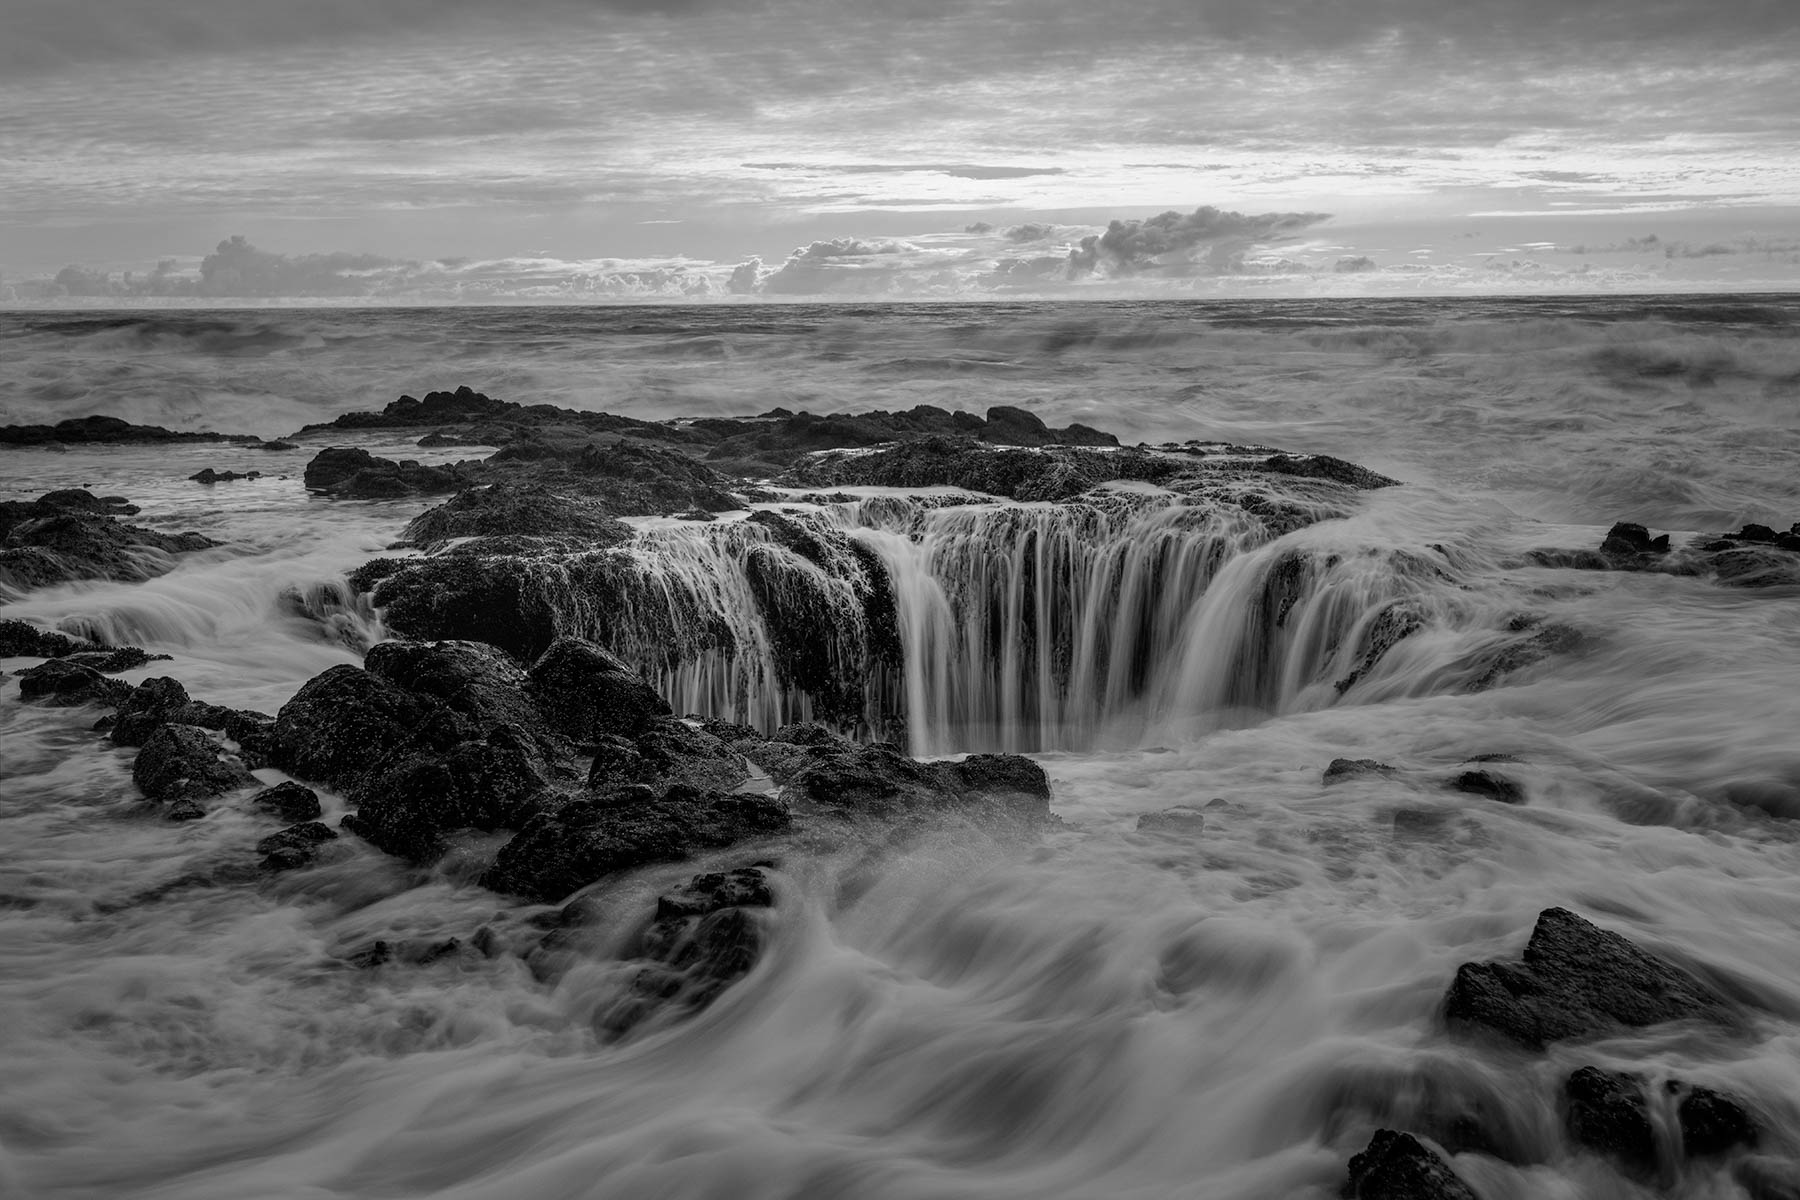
270, 664, 462, 788
0, 416, 247, 446
0, 489, 218, 592
1677, 1084, 1759, 1157
782, 743, 1051, 826
63, 646, 169, 672
1325, 758, 1398, 785
363, 639, 550, 753
256, 821, 338, 870
1564, 1067, 1656, 1178
397, 484, 633, 548
16, 659, 133, 707
1443, 908, 1735, 1049
1261, 453, 1400, 491
1342, 1129, 1479, 1200
1450, 770, 1525, 804
132, 723, 255, 804
1137, 807, 1208, 834
479, 785, 790, 904
527, 636, 672, 741
1526, 518, 1800, 589
0, 618, 92, 658
344, 735, 551, 861
190, 468, 261, 484
248, 781, 323, 823
302, 447, 471, 498
599, 866, 777, 1038
1600, 522, 1671, 556
588, 719, 749, 795
110, 676, 192, 745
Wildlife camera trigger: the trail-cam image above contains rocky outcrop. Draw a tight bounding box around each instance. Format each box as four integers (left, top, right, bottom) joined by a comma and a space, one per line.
248, 781, 322, 823
1563, 1067, 1760, 1180
132, 723, 256, 813
302, 447, 474, 498
0, 416, 254, 446
0, 489, 218, 593
780, 743, 1052, 827
1342, 1130, 1478, 1200
257, 821, 339, 871
397, 485, 633, 549
478, 786, 790, 904
1443, 908, 1737, 1049
0, 618, 167, 669
190, 468, 262, 484
1526, 520, 1800, 588
16, 659, 134, 707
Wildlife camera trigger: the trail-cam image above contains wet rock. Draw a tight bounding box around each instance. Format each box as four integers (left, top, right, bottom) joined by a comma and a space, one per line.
358, 552, 567, 661
270, 663, 462, 788
258, 440, 299, 451
1262, 453, 1400, 491
783, 743, 1051, 826
248, 780, 323, 823
527, 635, 672, 741
397, 484, 633, 548
257, 821, 338, 870
1564, 1067, 1656, 1178
1600, 522, 1671, 556
1450, 770, 1525, 805
0, 416, 246, 446
1527, 519, 1800, 589
1677, 1083, 1759, 1157
1342, 1129, 1478, 1200
1325, 758, 1398, 785
588, 719, 749, 795
0, 619, 92, 658
343, 936, 467, 969
344, 734, 551, 861
110, 676, 192, 745
1137, 807, 1208, 834
0, 490, 219, 592
1443, 907, 1735, 1050
132, 723, 255, 804
302, 447, 471, 498
479, 785, 790, 904
363, 638, 551, 754
63, 646, 169, 672
190, 468, 261, 484
600, 866, 776, 1038
16, 658, 133, 707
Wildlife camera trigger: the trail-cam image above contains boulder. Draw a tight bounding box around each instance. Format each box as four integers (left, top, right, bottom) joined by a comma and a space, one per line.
782, 743, 1051, 826
599, 866, 777, 1038
363, 639, 550, 752
1324, 758, 1398, 785
1342, 1129, 1478, 1200
269, 664, 462, 788
1678, 1084, 1759, 1157
343, 734, 551, 861
110, 676, 192, 745
132, 723, 255, 805
588, 719, 749, 795
0, 490, 218, 592
398, 484, 633, 548
527, 635, 672, 741
479, 785, 790, 904
1564, 1067, 1657, 1178
1443, 908, 1735, 1050
1450, 770, 1525, 805
248, 781, 323, 823
16, 659, 132, 707
257, 821, 339, 871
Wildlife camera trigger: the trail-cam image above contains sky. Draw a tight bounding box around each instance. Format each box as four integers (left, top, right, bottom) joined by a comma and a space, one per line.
2, 0, 1799, 300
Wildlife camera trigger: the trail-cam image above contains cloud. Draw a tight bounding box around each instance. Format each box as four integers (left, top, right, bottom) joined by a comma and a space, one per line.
1066, 206, 1331, 276
1333, 255, 1378, 272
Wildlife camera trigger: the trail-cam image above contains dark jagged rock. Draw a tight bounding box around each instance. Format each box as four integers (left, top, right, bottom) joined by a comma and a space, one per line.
1262, 453, 1400, 490
190, 468, 261, 484
63, 646, 169, 672
1677, 1084, 1759, 1157
110, 676, 193, 746
17, 659, 133, 707
257, 821, 338, 871
1443, 907, 1736, 1050
398, 485, 633, 548
344, 734, 550, 861
479, 785, 791, 903
1525, 519, 1800, 588
0, 618, 92, 659
361, 553, 567, 661
301, 447, 473, 498
1325, 758, 1398, 785
270, 664, 462, 788
248, 781, 322, 823
783, 437, 1187, 502
588, 719, 749, 795
1564, 1067, 1657, 1178
0, 416, 251, 446
0, 489, 219, 592
299, 386, 519, 433
783, 743, 1051, 826
132, 723, 255, 805
1450, 770, 1525, 804
600, 866, 777, 1038
362, 639, 550, 753
528, 636, 672, 742
1342, 1129, 1478, 1200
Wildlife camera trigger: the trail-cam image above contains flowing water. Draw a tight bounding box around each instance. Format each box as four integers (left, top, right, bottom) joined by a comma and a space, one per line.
3, 297, 1800, 1199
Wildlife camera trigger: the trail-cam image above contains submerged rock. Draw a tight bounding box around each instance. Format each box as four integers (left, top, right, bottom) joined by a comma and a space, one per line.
1342, 1129, 1478, 1200
1677, 1084, 1759, 1158
257, 821, 339, 871
1443, 907, 1736, 1049
1325, 758, 1398, 785
1449, 770, 1525, 805
132, 723, 255, 807
0, 489, 218, 593
479, 785, 790, 904
1526, 519, 1800, 588
1564, 1066, 1657, 1178
17, 659, 133, 707
248, 781, 322, 823
782, 743, 1051, 826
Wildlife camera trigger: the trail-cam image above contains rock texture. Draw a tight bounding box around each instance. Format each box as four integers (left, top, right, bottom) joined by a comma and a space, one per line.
1443, 908, 1736, 1049
1526, 520, 1800, 588
0, 489, 218, 593
1342, 1130, 1478, 1200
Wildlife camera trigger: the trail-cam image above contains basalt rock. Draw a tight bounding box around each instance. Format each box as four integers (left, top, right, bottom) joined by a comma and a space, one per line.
527, 635, 672, 741
301, 447, 473, 498
1443, 907, 1736, 1050
782, 743, 1051, 826
132, 723, 255, 806
248, 781, 323, 823
0, 416, 250, 446
479, 785, 791, 904
587, 719, 749, 796
1525, 520, 1800, 588
1450, 770, 1525, 805
343, 734, 551, 861
599, 866, 777, 1038
269, 663, 463, 788
0, 619, 92, 659
1325, 758, 1398, 785
1342, 1129, 1479, 1200
1564, 1067, 1657, 1178
110, 676, 195, 746
397, 484, 633, 549
17, 659, 133, 707
1677, 1083, 1759, 1158
0, 490, 218, 592
257, 821, 339, 871
190, 468, 261, 484
362, 638, 553, 755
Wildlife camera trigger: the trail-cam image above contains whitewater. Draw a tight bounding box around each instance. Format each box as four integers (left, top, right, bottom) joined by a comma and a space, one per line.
2, 296, 1799, 1200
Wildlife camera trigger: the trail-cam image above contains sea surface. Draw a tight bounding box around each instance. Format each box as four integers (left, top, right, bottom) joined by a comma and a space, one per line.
2, 296, 1799, 1199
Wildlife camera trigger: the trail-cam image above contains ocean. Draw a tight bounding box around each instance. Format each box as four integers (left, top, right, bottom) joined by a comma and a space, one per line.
2, 296, 1799, 1199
